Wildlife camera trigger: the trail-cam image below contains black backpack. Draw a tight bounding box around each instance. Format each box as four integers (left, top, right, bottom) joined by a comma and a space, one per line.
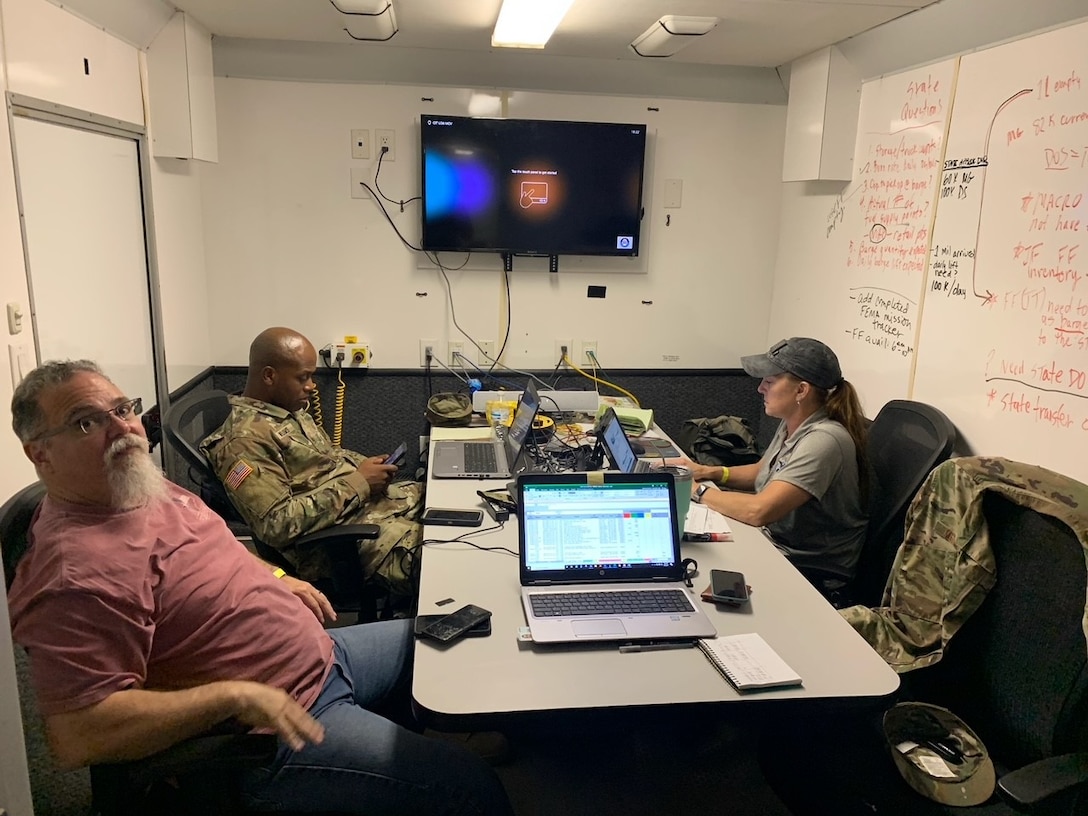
676, 415, 761, 466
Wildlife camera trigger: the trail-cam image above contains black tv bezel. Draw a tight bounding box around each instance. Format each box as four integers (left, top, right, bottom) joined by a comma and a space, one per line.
419, 114, 648, 258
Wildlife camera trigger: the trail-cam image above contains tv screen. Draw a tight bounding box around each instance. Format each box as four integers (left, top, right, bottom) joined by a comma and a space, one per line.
420, 115, 647, 257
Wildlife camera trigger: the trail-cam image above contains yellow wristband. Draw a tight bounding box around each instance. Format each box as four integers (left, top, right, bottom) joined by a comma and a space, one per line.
272, 568, 287, 579
719, 466, 730, 485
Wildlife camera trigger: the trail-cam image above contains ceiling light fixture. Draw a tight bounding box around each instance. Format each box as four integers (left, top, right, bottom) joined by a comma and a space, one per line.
630, 15, 719, 58
492, 0, 575, 49
330, 0, 398, 42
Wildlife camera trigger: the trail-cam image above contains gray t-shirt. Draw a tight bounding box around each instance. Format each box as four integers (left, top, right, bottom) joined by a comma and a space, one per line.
755, 409, 867, 579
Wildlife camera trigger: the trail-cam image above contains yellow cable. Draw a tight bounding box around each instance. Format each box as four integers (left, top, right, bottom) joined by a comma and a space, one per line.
309, 383, 324, 429
332, 368, 346, 448
562, 354, 640, 407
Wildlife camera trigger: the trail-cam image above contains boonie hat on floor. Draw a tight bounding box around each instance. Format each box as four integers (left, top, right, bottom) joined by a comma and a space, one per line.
883, 702, 995, 807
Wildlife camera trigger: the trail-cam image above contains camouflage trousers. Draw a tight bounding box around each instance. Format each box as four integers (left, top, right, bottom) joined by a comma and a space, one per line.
348, 480, 425, 597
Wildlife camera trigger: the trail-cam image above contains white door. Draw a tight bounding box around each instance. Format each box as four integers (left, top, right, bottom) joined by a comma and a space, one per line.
12, 114, 161, 426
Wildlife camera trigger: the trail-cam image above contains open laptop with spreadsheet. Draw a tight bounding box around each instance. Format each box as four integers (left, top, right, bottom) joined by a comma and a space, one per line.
431, 381, 541, 478
596, 407, 654, 473
517, 471, 717, 644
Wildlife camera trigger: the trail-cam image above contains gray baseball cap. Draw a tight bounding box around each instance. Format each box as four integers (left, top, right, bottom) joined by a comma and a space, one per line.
740, 337, 843, 390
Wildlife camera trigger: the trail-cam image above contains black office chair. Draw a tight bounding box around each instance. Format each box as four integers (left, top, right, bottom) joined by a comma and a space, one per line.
0, 481, 279, 816
852, 399, 957, 607
162, 389, 386, 620
759, 471, 1088, 815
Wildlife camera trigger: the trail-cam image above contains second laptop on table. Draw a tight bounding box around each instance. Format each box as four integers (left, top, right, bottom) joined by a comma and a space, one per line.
431, 381, 541, 479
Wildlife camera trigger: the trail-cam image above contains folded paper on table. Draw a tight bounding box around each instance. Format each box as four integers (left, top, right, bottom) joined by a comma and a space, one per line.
684, 504, 733, 539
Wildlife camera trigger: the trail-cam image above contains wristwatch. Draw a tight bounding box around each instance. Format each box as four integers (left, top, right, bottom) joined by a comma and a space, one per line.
693, 483, 712, 504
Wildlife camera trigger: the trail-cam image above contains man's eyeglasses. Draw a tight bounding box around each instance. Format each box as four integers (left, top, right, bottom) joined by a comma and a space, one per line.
33, 397, 143, 441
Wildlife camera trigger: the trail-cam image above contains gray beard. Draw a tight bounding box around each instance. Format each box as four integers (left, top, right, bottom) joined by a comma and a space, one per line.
105, 435, 167, 509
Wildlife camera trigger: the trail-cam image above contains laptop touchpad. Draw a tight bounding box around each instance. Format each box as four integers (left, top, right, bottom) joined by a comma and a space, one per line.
573, 619, 627, 637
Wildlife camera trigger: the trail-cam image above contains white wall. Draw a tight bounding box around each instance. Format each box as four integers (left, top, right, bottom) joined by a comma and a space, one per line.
201, 79, 787, 369
150, 150, 214, 387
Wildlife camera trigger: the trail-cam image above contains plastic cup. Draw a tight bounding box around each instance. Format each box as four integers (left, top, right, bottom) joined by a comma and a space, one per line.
659, 465, 693, 540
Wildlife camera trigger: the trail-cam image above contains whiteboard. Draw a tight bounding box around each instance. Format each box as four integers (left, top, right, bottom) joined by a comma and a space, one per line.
769, 59, 956, 415
912, 18, 1088, 485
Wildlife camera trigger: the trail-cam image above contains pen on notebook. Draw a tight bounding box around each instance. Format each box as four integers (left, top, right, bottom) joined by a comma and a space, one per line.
618, 641, 697, 654
682, 532, 730, 542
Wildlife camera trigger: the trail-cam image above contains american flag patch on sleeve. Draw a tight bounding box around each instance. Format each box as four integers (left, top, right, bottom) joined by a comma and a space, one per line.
225, 459, 254, 489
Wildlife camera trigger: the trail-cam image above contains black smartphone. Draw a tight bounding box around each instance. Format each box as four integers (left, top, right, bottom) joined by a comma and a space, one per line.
420, 507, 485, 527
414, 613, 491, 638
418, 604, 492, 643
707, 569, 750, 605
385, 441, 408, 467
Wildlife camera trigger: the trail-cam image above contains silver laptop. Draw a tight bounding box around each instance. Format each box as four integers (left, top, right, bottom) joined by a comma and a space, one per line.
431, 381, 541, 478
518, 471, 717, 644
596, 407, 654, 473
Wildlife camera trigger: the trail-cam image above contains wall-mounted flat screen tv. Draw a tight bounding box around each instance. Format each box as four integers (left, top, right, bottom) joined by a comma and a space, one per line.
420, 115, 647, 257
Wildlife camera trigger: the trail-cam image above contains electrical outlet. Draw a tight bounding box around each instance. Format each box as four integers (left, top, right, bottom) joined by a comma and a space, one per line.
581, 340, 598, 364
478, 340, 496, 363
448, 341, 464, 365
376, 129, 395, 161
349, 168, 370, 199
419, 339, 438, 367
554, 339, 572, 365
347, 345, 370, 367
350, 128, 369, 159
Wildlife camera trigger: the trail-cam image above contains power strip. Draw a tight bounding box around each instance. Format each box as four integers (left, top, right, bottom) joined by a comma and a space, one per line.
471, 389, 599, 413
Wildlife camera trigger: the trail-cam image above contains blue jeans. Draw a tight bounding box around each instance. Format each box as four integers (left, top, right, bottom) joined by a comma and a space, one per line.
241, 619, 513, 815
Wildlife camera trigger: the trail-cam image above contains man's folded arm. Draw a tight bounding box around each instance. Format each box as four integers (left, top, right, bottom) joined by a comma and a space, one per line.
209, 438, 372, 548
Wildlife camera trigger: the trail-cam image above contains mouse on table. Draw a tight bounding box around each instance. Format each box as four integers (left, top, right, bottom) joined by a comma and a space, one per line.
630, 440, 646, 455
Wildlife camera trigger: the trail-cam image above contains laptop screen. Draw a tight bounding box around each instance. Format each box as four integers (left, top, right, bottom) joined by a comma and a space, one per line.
597, 407, 639, 473
503, 380, 541, 466
519, 475, 680, 582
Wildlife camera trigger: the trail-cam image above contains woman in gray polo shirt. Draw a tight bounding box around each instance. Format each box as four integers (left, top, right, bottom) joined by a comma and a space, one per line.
685, 337, 868, 602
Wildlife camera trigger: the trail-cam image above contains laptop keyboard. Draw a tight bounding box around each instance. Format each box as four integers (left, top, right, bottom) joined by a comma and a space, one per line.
529, 589, 694, 617
464, 442, 499, 473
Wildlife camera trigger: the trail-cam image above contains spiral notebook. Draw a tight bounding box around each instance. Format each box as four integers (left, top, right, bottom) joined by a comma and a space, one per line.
697, 633, 803, 691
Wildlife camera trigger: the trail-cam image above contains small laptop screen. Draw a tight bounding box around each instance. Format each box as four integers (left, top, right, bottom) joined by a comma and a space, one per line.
521, 480, 677, 573
504, 380, 540, 461
598, 408, 639, 473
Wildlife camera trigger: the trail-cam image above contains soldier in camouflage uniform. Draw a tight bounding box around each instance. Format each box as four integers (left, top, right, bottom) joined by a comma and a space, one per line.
842, 456, 1088, 672
201, 327, 423, 597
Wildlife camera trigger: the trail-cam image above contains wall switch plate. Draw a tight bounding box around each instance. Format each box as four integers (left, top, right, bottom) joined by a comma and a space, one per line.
9, 342, 32, 389
6, 302, 23, 334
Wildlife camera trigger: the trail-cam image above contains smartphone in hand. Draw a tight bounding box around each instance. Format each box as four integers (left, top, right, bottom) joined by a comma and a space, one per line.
385, 441, 408, 467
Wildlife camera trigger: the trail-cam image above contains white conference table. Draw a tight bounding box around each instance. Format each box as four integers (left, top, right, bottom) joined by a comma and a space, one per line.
411, 426, 899, 728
